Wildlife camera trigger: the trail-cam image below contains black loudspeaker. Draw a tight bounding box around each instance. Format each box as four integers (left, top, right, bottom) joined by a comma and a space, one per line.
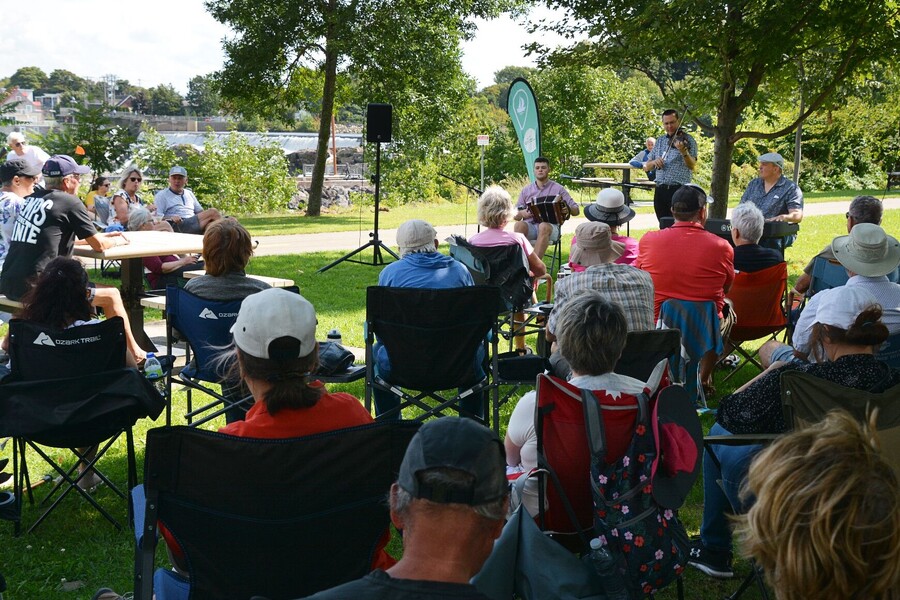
366, 103, 392, 143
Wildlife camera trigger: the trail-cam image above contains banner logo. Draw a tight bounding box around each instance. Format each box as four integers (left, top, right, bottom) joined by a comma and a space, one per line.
34, 332, 56, 346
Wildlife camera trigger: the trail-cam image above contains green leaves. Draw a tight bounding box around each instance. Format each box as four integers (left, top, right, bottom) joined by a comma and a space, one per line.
32, 106, 136, 176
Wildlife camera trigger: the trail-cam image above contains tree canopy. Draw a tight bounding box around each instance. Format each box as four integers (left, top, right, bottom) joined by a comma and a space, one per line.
539, 0, 900, 215
207, 0, 521, 216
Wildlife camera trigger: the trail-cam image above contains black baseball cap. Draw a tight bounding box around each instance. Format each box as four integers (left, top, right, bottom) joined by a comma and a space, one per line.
397, 418, 508, 505
42, 154, 90, 177
0, 158, 40, 180
671, 184, 714, 213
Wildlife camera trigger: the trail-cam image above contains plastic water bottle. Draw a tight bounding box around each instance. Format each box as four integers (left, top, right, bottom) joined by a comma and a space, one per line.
327, 329, 342, 345
590, 538, 630, 600
144, 353, 165, 395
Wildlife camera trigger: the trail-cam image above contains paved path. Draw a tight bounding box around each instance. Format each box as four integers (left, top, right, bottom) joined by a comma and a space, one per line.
252, 198, 900, 257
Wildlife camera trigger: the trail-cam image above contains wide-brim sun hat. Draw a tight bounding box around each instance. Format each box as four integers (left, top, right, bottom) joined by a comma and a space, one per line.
570, 221, 625, 267
584, 188, 635, 226
832, 223, 900, 278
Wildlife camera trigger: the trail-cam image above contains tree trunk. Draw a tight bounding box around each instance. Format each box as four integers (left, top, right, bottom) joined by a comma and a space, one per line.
709, 104, 739, 219
306, 17, 339, 217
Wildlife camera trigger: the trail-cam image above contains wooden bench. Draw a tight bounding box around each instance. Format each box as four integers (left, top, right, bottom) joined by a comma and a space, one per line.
182, 271, 295, 288
0, 295, 24, 314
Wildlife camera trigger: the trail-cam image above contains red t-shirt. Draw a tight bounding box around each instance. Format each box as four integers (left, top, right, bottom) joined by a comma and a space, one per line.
635, 221, 734, 319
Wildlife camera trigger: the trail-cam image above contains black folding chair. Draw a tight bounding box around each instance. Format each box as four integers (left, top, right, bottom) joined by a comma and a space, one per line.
134, 421, 420, 600
614, 328, 683, 382
0, 317, 164, 535
449, 236, 551, 353
365, 285, 504, 428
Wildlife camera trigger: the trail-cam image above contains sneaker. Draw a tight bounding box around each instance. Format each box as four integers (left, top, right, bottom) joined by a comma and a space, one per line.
688, 541, 734, 578
91, 589, 125, 600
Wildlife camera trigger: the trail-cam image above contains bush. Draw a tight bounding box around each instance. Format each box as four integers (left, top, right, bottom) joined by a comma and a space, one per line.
135, 128, 296, 214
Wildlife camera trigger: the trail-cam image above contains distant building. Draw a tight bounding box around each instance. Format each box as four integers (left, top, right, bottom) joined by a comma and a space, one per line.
0, 88, 48, 125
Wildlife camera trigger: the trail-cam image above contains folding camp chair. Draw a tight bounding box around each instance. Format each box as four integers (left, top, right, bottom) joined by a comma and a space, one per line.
134, 421, 420, 600
719, 262, 788, 381
614, 328, 683, 382
0, 317, 164, 535
448, 235, 552, 353
781, 369, 900, 473
809, 255, 849, 294
658, 299, 723, 409
365, 285, 504, 428
164, 286, 252, 426
490, 366, 692, 598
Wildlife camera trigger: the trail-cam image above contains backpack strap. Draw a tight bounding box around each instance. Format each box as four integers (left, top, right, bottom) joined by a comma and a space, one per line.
581, 387, 607, 461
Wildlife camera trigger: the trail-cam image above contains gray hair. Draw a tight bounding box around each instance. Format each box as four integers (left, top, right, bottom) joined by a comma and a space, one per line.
127, 206, 153, 231
42, 175, 66, 191
848, 195, 883, 225
6, 132, 24, 146
392, 468, 507, 522
731, 202, 765, 244
478, 185, 513, 229
556, 291, 627, 375
118, 167, 143, 189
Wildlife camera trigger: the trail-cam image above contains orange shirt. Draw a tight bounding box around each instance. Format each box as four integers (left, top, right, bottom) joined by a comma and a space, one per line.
635, 221, 734, 319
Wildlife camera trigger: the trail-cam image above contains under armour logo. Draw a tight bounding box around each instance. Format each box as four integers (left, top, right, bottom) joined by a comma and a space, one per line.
690, 548, 701, 558
34, 332, 56, 346
199, 308, 218, 320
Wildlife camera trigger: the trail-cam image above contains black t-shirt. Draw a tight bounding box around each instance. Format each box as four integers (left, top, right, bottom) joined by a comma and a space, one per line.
733, 243, 783, 274
303, 570, 492, 600
0, 189, 97, 300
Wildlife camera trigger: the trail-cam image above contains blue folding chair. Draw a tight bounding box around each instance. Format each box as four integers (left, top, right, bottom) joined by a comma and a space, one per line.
164, 286, 250, 426
809, 255, 849, 295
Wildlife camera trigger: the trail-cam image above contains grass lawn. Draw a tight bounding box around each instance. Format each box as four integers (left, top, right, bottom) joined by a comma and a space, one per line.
237, 188, 897, 237
1, 211, 897, 598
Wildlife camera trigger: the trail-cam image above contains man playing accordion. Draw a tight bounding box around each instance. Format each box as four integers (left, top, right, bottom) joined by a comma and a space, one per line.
513, 156, 580, 259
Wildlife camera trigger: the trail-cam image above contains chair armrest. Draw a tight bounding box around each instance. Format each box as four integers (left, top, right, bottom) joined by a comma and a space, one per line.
704, 433, 780, 446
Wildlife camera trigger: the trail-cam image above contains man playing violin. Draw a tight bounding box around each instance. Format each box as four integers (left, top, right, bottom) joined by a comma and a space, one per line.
513, 156, 580, 259
644, 109, 697, 224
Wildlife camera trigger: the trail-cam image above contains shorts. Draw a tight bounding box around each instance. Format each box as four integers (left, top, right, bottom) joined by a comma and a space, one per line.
523, 221, 561, 243
769, 343, 805, 365
167, 215, 202, 235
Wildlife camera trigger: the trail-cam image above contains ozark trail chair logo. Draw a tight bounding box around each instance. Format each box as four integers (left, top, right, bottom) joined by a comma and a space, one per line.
199, 308, 218, 320
33, 332, 56, 346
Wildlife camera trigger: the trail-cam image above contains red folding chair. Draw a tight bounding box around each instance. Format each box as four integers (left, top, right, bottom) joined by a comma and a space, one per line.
721, 262, 788, 381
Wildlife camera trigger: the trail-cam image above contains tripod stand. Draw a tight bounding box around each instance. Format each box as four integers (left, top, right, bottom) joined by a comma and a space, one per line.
318, 141, 398, 273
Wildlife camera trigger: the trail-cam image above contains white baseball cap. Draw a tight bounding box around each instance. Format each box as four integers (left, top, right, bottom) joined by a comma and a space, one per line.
231, 289, 317, 359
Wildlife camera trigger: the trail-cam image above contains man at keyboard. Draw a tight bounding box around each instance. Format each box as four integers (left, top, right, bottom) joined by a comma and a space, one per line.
740, 152, 803, 249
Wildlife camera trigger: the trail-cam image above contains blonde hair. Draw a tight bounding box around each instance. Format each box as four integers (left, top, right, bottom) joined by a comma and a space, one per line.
736, 410, 900, 600
477, 185, 513, 229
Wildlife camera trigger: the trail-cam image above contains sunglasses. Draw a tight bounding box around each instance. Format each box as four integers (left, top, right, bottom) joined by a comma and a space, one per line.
129, 177, 142, 183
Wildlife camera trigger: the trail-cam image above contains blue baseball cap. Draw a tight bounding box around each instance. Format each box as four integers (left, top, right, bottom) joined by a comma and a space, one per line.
42, 155, 90, 177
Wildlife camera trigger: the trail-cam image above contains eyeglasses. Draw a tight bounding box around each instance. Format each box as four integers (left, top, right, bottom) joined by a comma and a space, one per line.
846, 212, 852, 219
13, 142, 25, 148
99, 183, 110, 187
68, 174, 82, 182
129, 177, 142, 183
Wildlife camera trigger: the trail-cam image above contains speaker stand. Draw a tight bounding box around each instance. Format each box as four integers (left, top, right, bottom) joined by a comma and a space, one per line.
318, 141, 398, 273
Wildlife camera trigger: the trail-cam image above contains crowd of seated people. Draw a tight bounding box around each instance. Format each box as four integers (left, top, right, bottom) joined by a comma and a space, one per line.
1, 167, 891, 600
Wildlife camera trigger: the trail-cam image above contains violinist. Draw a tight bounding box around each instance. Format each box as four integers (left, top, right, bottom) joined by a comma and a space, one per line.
644, 109, 697, 224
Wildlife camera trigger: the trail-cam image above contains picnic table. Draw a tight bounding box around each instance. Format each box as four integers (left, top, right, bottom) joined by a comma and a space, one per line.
74, 231, 204, 351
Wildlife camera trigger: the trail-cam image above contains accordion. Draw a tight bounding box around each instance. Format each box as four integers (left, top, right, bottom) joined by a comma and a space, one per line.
526, 195, 569, 225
